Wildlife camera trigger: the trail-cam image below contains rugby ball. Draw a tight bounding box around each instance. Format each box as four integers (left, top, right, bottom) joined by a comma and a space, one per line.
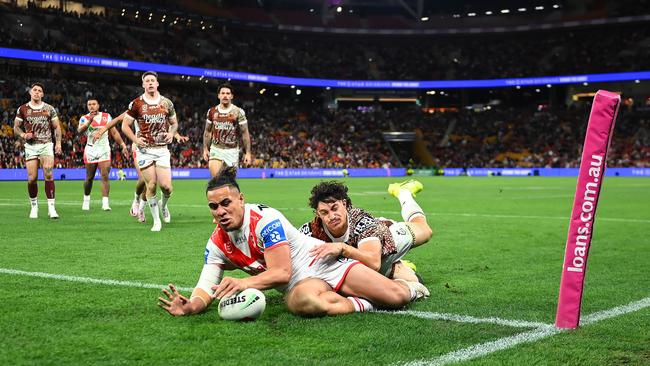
218, 288, 266, 321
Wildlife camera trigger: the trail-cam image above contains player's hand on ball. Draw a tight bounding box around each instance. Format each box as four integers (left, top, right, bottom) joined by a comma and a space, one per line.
158, 283, 191, 316
212, 277, 248, 299
309, 242, 344, 262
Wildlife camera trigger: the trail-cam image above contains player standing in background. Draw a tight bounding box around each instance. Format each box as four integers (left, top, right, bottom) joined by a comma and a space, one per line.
94, 112, 188, 223
78, 99, 129, 211
13, 82, 62, 219
202, 83, 252, 176
121, 71, 178, 232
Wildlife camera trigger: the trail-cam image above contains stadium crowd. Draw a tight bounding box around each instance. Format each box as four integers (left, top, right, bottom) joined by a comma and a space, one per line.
1, 3, 649, 80
0, 74, 648, 170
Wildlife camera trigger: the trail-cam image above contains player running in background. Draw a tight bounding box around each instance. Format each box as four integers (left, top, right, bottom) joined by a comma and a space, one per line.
202, 83, 252, 176
77, 98, 129, 211
300, 180, 433, 282
121, 71, 178, 232
13, 82, 62, 219
95, 112, 188, 223
158, 168, 428, 317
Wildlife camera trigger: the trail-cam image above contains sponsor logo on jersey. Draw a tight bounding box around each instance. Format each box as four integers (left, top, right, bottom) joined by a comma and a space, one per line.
260, 219, 287, 248
204, 248, 210, 264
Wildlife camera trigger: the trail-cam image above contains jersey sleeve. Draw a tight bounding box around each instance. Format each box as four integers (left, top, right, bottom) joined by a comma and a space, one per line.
165, 99, 176, 119
48, 105, 59, 120
237, 108, 247, 125
126, 100, 138, 119
256, 212, 290, 250
205, 108, 212, 125
14, 106, 24, 122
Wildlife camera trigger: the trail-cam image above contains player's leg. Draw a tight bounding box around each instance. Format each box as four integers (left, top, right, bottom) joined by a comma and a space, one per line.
40, 154, 58, 219
285, 278, 356, 317
98, 160, 111, 210
140, 164, 161, 231
130, 150, 142, 217
25, 158, 39, 218
82, 162, 98, 210
208, 158, 225, 177
388, 179, 432, 247
337, 263, 428, 308
157, 166, 173, 223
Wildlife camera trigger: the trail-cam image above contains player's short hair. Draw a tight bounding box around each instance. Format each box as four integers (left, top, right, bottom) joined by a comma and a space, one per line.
206, 166, 240, 193
309, 181, 352, 209
87, 98, 99, 103
31, 82, 44, 91
141, 71, 158, 81
217, 82, 234, 95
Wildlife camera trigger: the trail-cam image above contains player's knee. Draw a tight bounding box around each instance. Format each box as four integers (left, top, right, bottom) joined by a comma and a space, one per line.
288, 292, 327, 317
382, 283, 411, 307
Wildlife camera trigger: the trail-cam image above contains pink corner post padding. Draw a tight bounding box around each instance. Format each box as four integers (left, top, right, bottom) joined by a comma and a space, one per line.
555, 90, 620, 329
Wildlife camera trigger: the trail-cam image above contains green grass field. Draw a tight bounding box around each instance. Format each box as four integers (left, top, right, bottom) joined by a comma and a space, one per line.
1, 177, 648, 365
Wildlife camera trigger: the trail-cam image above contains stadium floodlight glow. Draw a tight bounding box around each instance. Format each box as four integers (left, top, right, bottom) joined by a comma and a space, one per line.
553, 4, 560, 9
583, 82, 589, 86
485, 11, 493, 15
296, 89, 302, 95
426, 90, 436, 94
535, 88, 541, 92
259, 88, 266, 94
452, 14, 461, 18
547, 84, 552, 88
421, 16, 429, 21
535, 6, 544, 10
635, 79, 641, 83
501, 9, 510, 14
309, 8, 314, 13
516, 85, 521, 89
467, 13, 476, 17
201, 26, 205, 30
518, 8, 527, 12
336, 6, 342, 13
274, 92, 279, 96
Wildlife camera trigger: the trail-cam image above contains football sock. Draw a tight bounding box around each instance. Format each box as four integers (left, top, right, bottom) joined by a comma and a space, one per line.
45, 180, 55, 199
347, 297, 375, 312
397, 189, 424, 222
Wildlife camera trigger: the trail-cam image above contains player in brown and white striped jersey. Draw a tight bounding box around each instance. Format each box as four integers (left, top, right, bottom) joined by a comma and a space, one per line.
13, 82, 63, 219
121, 71, 179, 232
202, 83, 252, 176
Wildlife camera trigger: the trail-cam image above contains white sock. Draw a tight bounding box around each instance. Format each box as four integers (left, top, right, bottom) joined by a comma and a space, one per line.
47, 198, 55, 209
30, 198, 38, 207
83, 195, 91, 202
397, 189, 425, 222
347, 297, 375, 312
148, 196, 161, 222
138, 198, 146, 213
132, 192, 139, 204
161, 193, 171, 210
102, 196, 109, 206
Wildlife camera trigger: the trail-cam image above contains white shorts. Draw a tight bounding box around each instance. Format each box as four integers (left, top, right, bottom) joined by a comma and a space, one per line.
25, 142, 53, 161
209, 146, 239, 167
135, 146, 171, 169
287, 257, 361, 292
84, 144, 111, 164
379, 222, 415, 277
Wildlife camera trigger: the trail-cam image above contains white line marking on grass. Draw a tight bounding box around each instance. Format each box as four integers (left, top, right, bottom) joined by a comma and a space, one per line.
0, 268, 193, 292
399, 296, 650, 366
387, 310, 550, 328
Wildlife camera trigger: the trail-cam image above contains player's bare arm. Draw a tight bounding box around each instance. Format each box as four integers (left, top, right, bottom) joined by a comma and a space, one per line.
158, 284, 213, 316
77, 115, 93, 134
13, 118, 32, 141
212, 244, 292, 299
241, 122, 252, 166
52, 117, 62, 155
310, 239, 383, 271
164, 115, 178, 144
109, 125, 129, 157
121, 115, 145, 147
202, 121, 213, 161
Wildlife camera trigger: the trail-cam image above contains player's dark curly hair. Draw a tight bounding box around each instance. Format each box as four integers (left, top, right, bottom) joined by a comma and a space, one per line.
217, 82, 234, 95
308, 181, 352, 209
206, 166, 240, 193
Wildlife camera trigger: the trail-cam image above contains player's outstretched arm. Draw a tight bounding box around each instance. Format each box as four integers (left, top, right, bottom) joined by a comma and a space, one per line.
158, 284, 213, 316
121, 114, 145, 147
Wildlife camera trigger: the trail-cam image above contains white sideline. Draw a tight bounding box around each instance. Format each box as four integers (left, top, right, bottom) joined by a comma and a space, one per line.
400, 296, 650, 366
0, 268, 193, 292
0, 199, 648, 224
387, 310, 549, 328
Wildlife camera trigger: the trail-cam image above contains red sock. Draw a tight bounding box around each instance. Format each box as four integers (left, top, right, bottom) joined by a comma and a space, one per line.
28, 181, 38, 198
45, 180, 55, 199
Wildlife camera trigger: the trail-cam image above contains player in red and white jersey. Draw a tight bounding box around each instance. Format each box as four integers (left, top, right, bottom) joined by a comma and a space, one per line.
77, 99, 129, 211
159, 168, 429, 318
300, 180, 433, 282
13, 82, 62, 219
121, 71, 179, 232
202, 83, 252, 176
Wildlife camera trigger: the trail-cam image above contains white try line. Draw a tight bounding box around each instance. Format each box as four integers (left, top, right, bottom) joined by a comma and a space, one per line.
1, 267, 545, 328
0, 199, 648, 224
399, 296, 650, 366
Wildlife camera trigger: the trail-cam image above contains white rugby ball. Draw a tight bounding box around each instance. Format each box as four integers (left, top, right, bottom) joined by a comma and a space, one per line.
218, 288, 266, 321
